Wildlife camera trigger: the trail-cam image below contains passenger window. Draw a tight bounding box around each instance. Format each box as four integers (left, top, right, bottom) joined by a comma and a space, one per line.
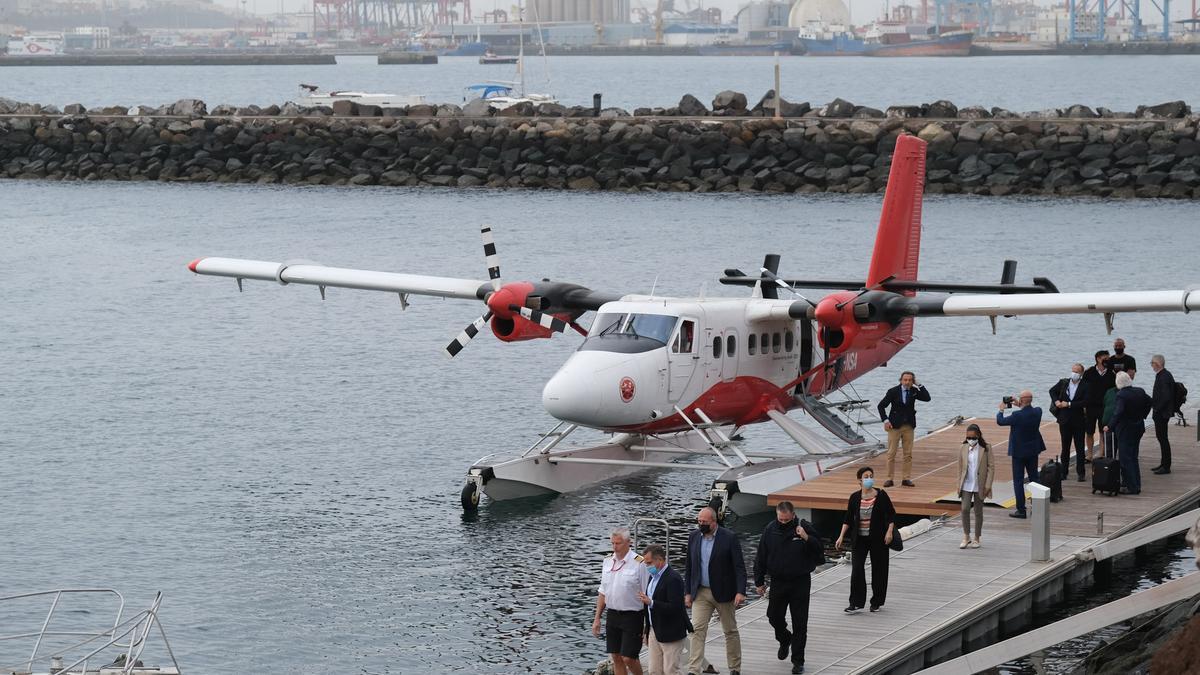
672, 320, 695, 354
772, 332, 782, 354
785, 331, 794, 352
761, 333, 769, 351
712, 337, 721, 359
726, 335, 736, 357
748, 334, 757, 355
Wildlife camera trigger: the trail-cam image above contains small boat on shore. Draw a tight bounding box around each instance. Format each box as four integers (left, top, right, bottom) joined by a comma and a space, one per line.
297, 83, 426, 108
479, 52, 519, 64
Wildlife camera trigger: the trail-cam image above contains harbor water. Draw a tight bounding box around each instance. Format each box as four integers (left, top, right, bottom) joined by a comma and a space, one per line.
2, 180, 1198, 672
1, 54, 1200, 112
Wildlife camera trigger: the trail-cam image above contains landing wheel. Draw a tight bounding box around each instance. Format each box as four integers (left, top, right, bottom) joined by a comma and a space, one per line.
708, 495, 726, 523
460, 481, 480, 510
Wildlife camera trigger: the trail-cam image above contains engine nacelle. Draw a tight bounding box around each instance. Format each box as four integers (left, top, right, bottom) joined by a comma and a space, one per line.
813, 293, 860, 356
491, 314, 555, 342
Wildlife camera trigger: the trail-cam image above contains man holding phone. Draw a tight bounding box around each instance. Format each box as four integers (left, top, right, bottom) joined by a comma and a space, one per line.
877, 371, 932, 488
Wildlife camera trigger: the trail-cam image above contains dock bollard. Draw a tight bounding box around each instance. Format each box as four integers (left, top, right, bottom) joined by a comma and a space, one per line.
593, 93, 602, 117
1028, 482, 1051, 562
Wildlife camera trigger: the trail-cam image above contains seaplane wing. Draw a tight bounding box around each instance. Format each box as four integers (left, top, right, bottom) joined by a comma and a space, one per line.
918, 290, 1200, 318
188, 257, 487, 300
188, 225, 625, 358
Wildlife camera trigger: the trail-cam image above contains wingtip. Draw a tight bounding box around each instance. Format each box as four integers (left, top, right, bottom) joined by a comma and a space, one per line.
187, 257, 204, 273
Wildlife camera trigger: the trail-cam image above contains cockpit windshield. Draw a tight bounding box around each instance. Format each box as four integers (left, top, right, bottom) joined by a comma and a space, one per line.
578, 313, 678, 353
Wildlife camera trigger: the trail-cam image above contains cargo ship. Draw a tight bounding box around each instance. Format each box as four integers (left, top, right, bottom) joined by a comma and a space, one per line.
797, 20, 973, 56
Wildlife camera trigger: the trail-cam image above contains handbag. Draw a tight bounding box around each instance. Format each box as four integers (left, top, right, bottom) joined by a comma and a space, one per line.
888, 530, 903, 552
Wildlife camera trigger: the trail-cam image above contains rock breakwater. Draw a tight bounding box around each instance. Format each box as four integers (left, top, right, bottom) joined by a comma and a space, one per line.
1, 94, 1198, 198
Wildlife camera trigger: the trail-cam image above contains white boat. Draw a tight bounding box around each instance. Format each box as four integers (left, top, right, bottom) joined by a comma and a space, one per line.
297, 83, 426, 108
463, 0, 557, 110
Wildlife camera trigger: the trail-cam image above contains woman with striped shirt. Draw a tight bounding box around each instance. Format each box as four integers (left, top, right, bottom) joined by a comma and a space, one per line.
835, 466, 896, 614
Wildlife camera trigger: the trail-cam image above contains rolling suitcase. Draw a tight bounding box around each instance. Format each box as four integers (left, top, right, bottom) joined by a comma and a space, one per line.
1092, 430, 1121, 496
1039, 459, 1064, 502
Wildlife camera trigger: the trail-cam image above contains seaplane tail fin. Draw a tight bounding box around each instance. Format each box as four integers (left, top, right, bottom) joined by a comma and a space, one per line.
866, 134, 927, 291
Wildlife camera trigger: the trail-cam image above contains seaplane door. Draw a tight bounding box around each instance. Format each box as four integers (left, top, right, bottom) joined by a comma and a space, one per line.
668, 317, 699, 404
719, 328, 739, 382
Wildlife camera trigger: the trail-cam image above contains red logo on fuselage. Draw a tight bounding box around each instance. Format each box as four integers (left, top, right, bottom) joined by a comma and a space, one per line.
619, 377, 636, 402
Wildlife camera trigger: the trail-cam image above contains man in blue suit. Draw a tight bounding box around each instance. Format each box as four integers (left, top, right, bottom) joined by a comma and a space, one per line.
1109, 371, 1153, 494
685, 507, 746, 675
997, 389, 1047, 519
639, 544, 690, 675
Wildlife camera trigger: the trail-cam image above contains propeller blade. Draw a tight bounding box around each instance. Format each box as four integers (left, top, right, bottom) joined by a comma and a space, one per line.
444, 310, 495, 358
510, 304, 567, 333
481, 225, 501, 292
761, 267, 815, 307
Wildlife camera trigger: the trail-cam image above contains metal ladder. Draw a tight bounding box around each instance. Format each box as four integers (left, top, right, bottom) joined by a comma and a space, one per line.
520, 420, 579, 457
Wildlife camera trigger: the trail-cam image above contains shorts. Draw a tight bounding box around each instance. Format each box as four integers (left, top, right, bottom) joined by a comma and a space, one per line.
1085, 408, 1104, 435
605, 609, 645, 659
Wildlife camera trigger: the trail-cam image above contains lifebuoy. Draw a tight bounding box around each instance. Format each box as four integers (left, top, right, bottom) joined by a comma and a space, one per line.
26, 42, 44, 53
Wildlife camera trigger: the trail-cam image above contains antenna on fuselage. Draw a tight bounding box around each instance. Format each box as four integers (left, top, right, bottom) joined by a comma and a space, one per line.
649, 274, 660, 299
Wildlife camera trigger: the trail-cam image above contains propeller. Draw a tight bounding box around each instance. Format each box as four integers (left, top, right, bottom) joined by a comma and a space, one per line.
760, 267, 816, 308
443, 225, 567, 358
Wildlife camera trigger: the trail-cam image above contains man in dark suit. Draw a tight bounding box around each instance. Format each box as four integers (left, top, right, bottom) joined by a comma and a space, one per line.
876, 371, 932, 488
685, 507, 746, 675
1109, 371, 1153, 494
639, 544, 689, 675
755, 501, 823, 674
1150, 354, 1177, 475
997, 389, 1046, 519
1049, 363, 1090, 482
1082, 350, 1116, 461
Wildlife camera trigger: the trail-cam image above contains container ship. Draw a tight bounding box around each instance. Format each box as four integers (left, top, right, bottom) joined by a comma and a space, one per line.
798, 13, 973, 56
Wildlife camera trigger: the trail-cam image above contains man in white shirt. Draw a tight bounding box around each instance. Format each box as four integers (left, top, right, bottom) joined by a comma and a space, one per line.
593, 527, 651, 675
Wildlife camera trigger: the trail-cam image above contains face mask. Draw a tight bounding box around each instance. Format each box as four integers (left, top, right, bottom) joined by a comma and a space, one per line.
647, 564, 661, 576
862, 478, 875, 489
1115, 348, 1125, 355
698, 523, 713, 535
1070, 372, 1082, 382
967, 438, 978, 446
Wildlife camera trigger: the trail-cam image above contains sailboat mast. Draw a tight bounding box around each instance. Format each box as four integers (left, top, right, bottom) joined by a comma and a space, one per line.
518, 0, 526, 97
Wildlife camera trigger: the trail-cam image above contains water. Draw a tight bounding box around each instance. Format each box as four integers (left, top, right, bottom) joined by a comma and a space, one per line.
2, 182, 1198, 673
2, 54, 1199, 112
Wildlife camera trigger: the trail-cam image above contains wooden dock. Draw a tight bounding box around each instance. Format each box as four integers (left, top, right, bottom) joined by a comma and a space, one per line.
689, 413, 1200, 675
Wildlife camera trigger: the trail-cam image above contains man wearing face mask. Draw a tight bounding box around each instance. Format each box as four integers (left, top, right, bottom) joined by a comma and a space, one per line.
1050, 363, 1090, 482
1106, 338, 1137, 378
638, 544, 689, 675
755, 501, 823, 674
997, 390, 1046, 519
1082, 350, 1116, 461
685, 507, 746, 675
1149, 354, 1177, 475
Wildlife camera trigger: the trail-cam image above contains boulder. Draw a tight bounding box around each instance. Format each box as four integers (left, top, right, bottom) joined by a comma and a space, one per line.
497, 102, 534, 117
462, 98, 493, 117
1064, 104, 1097, 119
678, 94, 709, 116
408, 104, 436, 117
849, 120, 882, 143
917, 123, 955, 153
886, 105, 924, 118
535, 102, 568, 117
599, 107, 630, 118
331, 100, 358, 117
0, 97, 20, 114
853, 107, 885, 119
957, 105, 992, 119
712, 90, 748, 112
357, 104, 383, 117
1136, 100, 1189, 118
62, 103, 86, 115
782, 101, 811, 118
170, 98, 207, 117
279, 102, 304, 117
926, 100, 958, 118
820, 98, 857, 118
435, 103, 462, 117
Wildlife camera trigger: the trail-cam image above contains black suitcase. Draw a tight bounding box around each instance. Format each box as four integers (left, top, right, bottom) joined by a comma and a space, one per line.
1092, 431, 1121, 496
1039, 459, 1064, 502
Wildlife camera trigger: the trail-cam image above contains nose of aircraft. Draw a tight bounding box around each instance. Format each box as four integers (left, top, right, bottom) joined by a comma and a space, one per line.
542, 351, 659, 429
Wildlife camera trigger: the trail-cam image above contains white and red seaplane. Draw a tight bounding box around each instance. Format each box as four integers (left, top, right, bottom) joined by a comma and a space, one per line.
187, 135, 1200, 515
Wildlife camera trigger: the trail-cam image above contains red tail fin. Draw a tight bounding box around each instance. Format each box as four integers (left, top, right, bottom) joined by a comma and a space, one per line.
866, 134, 927, 290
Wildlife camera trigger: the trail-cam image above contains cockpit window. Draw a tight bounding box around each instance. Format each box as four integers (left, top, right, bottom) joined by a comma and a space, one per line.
579, 312, 679, 354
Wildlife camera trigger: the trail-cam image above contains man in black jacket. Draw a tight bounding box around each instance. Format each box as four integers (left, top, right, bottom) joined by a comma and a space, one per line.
1108, 372, 1153, 495
639, 544, 689, 675
1082, 350, 1115, 461
1106, 338, 1137, 377
755, 501, 823, 674
1150, 354, 1177, 475
685, 507, 746, 675
876, 371, 932, 487
1050, 363, 1090, 481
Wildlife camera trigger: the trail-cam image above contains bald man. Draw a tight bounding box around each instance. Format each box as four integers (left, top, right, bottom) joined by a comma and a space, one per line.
685, 507, 746, 675
997, 390, 1047, 519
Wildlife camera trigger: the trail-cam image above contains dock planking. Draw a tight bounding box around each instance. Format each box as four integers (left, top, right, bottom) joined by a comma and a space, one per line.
686, 412, 1200, 674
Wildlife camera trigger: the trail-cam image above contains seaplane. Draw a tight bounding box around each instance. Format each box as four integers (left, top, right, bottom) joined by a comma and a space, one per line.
186, 135, 1200, 516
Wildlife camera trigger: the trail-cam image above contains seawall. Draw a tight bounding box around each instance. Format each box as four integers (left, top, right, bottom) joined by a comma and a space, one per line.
1, 95, 1198, 198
